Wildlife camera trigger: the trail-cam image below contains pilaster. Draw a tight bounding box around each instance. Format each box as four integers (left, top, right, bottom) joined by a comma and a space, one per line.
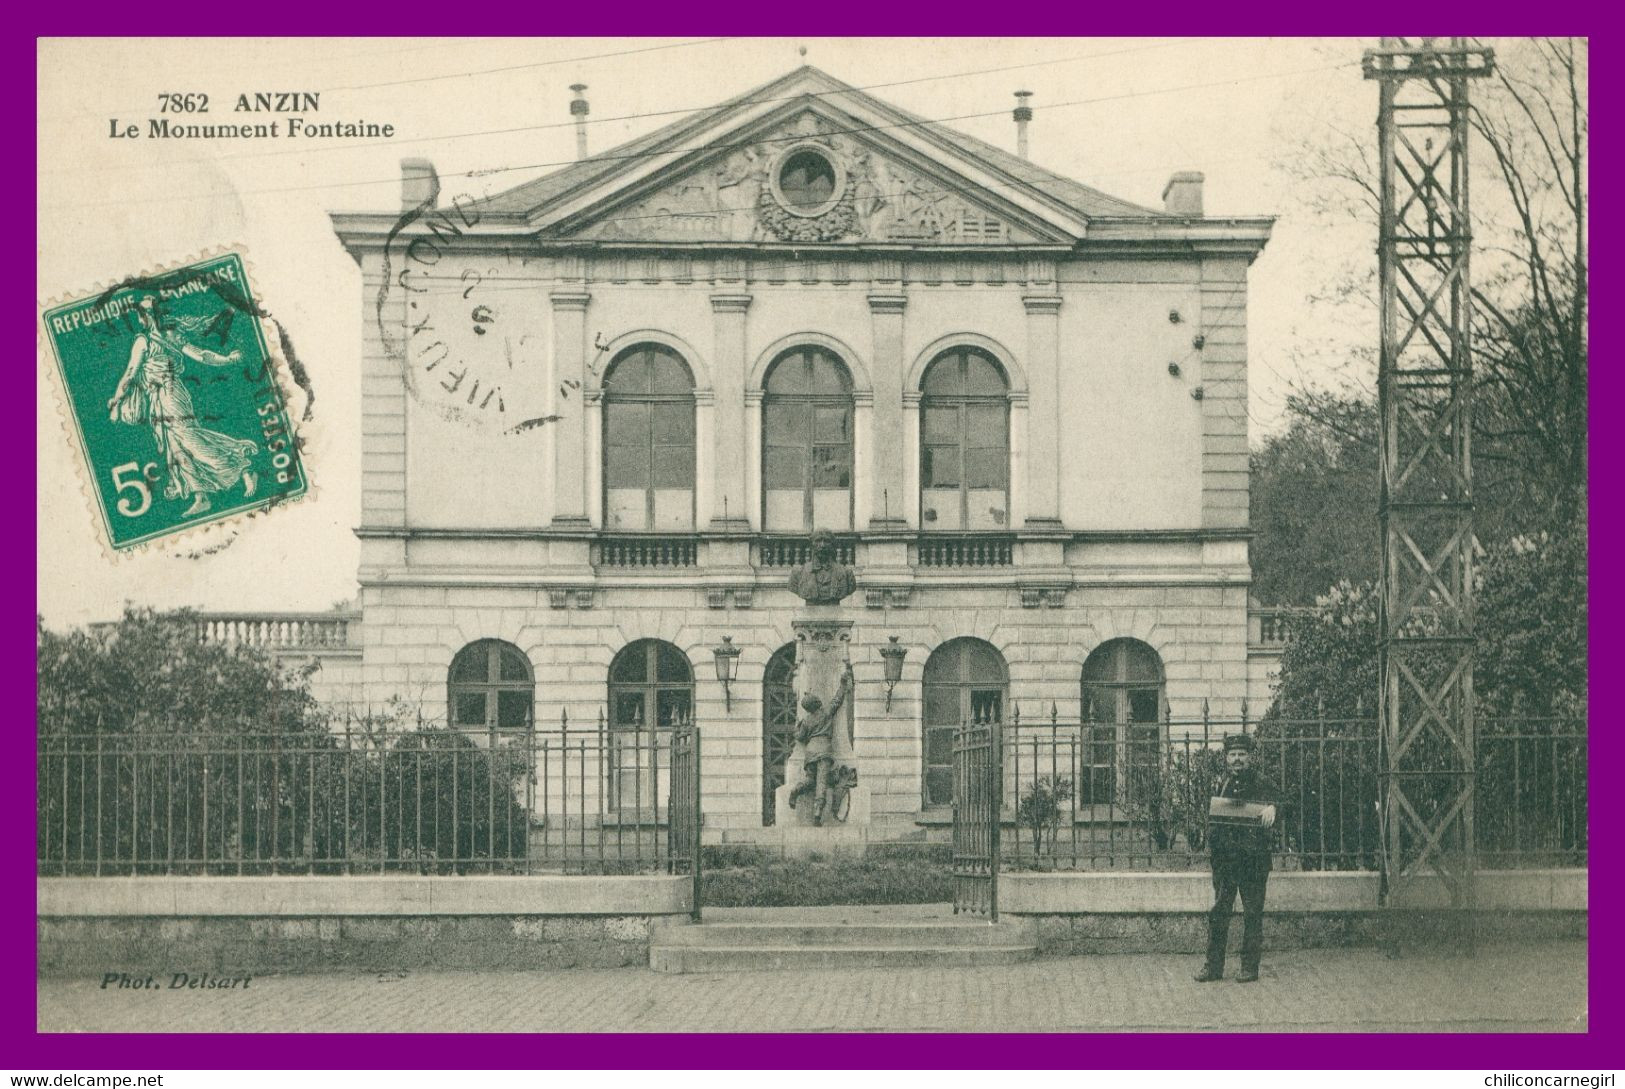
549, 289, 592, 528
1199, 260, 1250, 528
1022, 293, 1064, 528
867, 293, 908, 528
709, 293, 753, 530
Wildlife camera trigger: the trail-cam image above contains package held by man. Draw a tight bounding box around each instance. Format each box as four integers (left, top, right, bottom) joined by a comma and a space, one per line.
1208, 796, 1272, 826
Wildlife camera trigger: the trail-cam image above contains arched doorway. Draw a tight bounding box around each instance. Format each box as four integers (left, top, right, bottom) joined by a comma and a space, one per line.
607, 639, 693, 814
1080, 639, 1166, 806
762, 643, 798, 825
921, 637, 1008, 808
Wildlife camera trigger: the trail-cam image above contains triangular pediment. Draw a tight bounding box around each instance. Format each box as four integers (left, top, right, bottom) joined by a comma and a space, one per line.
504, 68, 1130, 247
557, 107, 1063, 246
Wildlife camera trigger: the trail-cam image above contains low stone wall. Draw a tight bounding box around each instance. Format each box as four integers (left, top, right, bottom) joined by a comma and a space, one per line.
1001, 869, 1587, 954
38, 875, 692, 976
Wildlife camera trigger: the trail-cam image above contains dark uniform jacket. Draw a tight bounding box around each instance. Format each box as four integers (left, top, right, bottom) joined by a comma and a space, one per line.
1208, 767, 1282, 865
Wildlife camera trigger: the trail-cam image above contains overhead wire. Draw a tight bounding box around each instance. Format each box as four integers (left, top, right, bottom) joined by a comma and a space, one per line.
334, 36, 736, 90
82, 37, 737, 120
42, 56, 1358, 211
50, 37, 1202, 173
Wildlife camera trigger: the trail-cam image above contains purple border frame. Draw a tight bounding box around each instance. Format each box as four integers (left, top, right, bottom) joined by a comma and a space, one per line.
20, 20, 1610, 1068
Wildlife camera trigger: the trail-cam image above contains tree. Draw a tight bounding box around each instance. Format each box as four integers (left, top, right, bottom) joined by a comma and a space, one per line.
1472, 531, 1587, 718
36, 609, 530, 875
1269, 532, 1586, 720
1250, 384, 1546, 605
1269, 580, 1380, 718
1272, 38, 1587, 535
1262, 536, 1587, 867
1467, 38, 1588, 526
37, 608, 330, 873
1249, 392, 1378, 605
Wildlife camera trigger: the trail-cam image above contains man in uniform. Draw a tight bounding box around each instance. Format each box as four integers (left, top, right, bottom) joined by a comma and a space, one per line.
1195, 732, 1280, 983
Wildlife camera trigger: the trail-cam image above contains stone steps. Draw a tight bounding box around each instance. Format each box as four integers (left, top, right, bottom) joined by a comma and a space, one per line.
648, 908, 1038, 973
649, 942, 1037, 973
655, 922, 1028, 947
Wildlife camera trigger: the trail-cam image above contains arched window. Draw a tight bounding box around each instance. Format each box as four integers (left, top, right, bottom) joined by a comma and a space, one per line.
762, 346, 853, 532
762, 643, 799, 826
1080, 639, 1165, 806
921, 637, 1008, 807
603, 344, 696, 531
608, 639, 693, 731
920, 347, 1010, 531
448, 640, 534, 731
608, 639, 693, 814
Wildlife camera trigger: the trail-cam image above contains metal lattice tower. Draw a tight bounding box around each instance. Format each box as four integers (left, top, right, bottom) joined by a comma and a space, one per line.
1363, 39, 1494, 922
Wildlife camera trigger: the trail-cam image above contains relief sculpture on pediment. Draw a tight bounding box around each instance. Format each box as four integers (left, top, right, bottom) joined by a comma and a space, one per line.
576, 113, 1030, 245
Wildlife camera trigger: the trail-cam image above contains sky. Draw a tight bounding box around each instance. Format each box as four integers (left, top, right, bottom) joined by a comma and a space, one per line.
36, 36, 1391, 626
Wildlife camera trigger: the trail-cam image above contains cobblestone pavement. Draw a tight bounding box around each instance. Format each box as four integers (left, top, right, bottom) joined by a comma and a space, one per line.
39, 942, 1585, 1033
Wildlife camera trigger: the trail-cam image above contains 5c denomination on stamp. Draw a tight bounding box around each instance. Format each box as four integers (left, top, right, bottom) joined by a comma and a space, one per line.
42, 252, 309, 551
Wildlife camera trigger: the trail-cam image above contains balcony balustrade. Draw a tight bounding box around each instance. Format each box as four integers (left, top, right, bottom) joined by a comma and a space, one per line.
593, 535, 699, 569
914, 534, 1015, 568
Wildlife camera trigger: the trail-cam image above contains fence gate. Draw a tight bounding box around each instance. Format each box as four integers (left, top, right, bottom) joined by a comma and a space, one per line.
666, 722, 702, 920
951, 720, 1001, 919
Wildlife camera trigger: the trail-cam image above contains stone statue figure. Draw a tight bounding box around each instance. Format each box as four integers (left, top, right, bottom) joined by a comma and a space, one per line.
787, 530, 857, 604
787, 662, 854, 826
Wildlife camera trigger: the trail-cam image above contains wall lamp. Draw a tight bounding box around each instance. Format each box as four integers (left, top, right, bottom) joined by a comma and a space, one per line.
880, 635, 908, 711
713, 635, 741, 711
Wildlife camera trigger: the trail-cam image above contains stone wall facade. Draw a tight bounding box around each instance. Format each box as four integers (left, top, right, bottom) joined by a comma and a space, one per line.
329, 73, 1278, 849
353, 569, 1252, 844
333, 241, 1272, 848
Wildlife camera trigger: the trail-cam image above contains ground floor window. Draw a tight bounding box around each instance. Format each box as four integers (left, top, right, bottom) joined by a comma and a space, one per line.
1079, 639, 1165, 806
762, 643, 798, 825
608, 639, 692, 814
447, 639, 533, 732
921, 637, 1008, 807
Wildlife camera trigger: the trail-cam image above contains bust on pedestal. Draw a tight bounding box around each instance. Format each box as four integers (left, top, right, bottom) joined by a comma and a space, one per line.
786, 529, 857, 606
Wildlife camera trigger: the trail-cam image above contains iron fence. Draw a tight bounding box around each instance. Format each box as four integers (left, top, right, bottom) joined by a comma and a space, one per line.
37, 715, 702, 879
992, 712, 1585, 872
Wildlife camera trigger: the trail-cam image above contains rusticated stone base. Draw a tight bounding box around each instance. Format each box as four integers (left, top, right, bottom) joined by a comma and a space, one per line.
1024, 910, 1587, 955
37, 914, 666, 976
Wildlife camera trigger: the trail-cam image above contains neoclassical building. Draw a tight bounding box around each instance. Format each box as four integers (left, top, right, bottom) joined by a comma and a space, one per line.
329, 66, 1275, 843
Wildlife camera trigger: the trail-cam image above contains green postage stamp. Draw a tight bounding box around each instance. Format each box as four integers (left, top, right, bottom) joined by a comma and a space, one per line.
42, 253, 309, 550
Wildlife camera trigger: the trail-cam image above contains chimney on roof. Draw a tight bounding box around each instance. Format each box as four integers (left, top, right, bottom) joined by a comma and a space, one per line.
1162, 171, 1205, 217
1013, 90, 1034, 160
570, 84, 590, 161
400, 158, 439, 212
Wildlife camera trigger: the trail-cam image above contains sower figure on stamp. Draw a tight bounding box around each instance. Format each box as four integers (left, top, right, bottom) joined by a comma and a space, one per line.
787, 662, 853, 825
1195, 732, 1281, 984
107, 293, 259, 517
